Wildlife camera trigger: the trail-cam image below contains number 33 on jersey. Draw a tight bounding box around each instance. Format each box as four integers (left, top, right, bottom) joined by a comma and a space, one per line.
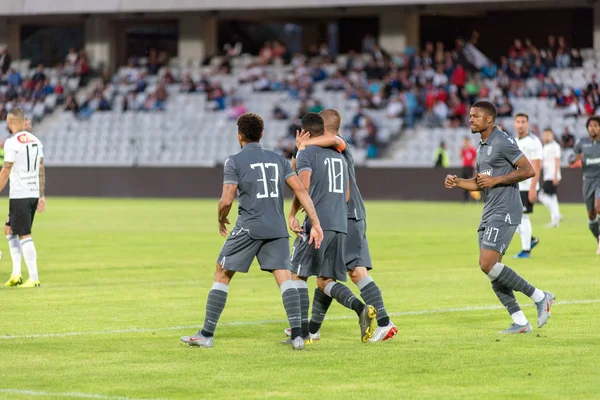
4, 131, 44, 199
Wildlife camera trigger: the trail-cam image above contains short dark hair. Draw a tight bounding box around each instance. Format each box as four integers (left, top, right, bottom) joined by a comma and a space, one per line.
237, 113, 263, 142
471, 101, 497, 121
515, 113, 529, 120
301, 112, 325, 137
586, 116, 600, 129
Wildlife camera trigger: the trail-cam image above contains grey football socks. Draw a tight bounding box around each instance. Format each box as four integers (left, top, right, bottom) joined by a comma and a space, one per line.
200, 282, 228, 337
589, 217, 600, 239
325, 281, 364, 316
357, 276, 389, 327
295, 280, 310, 338
280, 280, 302, 339
491, 280, 521, 315
309, 288, 333, 334
487, 263, 536, 297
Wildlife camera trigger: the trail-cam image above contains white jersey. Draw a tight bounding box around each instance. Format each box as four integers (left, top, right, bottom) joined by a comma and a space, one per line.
4, 131, 44, 199
543, 141, 562, 182
516, 134, 543, 191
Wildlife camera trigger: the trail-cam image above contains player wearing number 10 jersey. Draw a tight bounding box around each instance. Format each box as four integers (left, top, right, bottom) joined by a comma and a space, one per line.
288, 113, 377, 344
1, 108, 45, 288
181, 113, 323, 350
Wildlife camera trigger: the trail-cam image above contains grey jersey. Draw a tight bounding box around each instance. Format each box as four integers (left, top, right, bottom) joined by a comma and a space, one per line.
342, 139, 367, 220
223, 143, 296, 239
476, 127, 525, 225
574, 137, 600, 178
296, 145, 349, 233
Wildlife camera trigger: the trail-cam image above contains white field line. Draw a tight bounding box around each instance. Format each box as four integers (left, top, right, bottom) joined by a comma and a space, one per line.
1, 299, 598, 341
0, 388, 166, 400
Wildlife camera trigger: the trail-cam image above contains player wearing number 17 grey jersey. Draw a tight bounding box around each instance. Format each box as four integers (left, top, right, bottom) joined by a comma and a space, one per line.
445, 101, 554, 334
1, 109, 45, 289
181, 113, 323, 350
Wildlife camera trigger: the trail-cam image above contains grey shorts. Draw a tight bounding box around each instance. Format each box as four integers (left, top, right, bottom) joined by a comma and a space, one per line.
217, 229, 291, 273
345, 219, 372, 270
477, 217, 518, 255
291, 230, 347, 281
582, 176, 600, 211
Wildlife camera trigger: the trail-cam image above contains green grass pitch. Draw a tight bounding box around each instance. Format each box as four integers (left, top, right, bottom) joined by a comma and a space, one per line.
0, 198, 598, 400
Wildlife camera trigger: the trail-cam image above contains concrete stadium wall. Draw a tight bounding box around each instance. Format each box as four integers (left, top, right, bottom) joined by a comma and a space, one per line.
43, 167, 586, 203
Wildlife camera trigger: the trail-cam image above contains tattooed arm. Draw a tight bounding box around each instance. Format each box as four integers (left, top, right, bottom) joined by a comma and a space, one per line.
0, 162, 13, 193
37, 158, 46, 212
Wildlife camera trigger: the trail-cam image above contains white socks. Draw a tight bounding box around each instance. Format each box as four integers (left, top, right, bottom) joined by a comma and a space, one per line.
518, 214, 532, 251
20, 238, 38, 281
530, 288, 545, 303
6, 235, 21, 277
539, 192, 561, 224
511, 311, 528, 325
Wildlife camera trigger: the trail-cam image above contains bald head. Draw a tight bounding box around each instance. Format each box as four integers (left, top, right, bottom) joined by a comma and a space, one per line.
7, 107, 26, 134
8, 107, 24, 121
319, 109, 341, 135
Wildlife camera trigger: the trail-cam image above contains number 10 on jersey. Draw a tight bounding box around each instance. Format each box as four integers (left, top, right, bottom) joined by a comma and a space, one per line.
324, 158, 344, 193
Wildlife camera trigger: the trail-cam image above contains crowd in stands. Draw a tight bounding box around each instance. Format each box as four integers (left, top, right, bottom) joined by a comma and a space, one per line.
58, 31, 595, 159
210, 32, 598, 158
0, 46, 88, 123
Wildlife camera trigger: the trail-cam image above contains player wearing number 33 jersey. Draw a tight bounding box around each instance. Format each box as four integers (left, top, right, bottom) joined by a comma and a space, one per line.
181, 113, 322, 350
1, 108, 45, 288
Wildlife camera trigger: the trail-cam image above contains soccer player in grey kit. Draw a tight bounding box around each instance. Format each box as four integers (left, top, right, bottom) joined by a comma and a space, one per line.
181, 113, 323, 350
572, 116, 600, 254
445, 101, 555, 334
283, 109, 396, 342
287, 113, 377, 344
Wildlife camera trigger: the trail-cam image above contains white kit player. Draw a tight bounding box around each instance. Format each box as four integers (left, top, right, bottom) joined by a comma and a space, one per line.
1, 108, 45, 288
538, 128, 562, 228
513, 113, 543, 259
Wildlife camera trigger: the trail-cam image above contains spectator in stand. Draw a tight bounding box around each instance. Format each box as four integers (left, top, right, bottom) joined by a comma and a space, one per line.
364, 116, 379, 159
180, 73, 196, 93
272, 105, 288, 120
161, 68, 175, 84
584, 94, 598, 116
362, 34, 376, 54
135, 73, 148, 93
223, 36, 243, 57
147, 48, 161, 75
75, 50, 90, 79
32, 65, 46, 84
155, 84, 168, 110
259, 42, 273, 63
460, 136, 477, 201
226, 98, 248, 120
561, 127, 575, 149
7, 69, 22, 87
451, 64, 466, 90
5, 84, 18, 101
497, 95, 513, 118
0, 48, 11, 75
386, 95, 404, 119
571, 48, 583, 68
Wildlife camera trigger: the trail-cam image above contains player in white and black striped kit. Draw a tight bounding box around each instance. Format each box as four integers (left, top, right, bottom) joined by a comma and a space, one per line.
513, 113, 543, 259
1, 108, 45, 288
538, 128, 562, 228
